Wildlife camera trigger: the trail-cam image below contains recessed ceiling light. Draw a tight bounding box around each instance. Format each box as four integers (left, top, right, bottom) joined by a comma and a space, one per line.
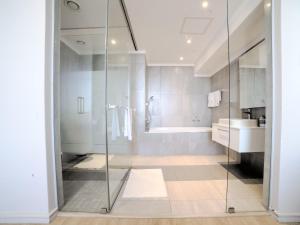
202, 0, 208, 8
64, 0, 80, 11
111, 39, 117, 45
76, 40, 85, 45
186, 39, 192, 44
179, 57, 184, 61
266, 2, 271, 8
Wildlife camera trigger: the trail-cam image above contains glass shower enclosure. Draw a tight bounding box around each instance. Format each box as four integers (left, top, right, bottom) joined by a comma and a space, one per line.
57, 0, 135, 213
226, 0, 272, 214
106, 0, 135, 210
56, 0, 273, 216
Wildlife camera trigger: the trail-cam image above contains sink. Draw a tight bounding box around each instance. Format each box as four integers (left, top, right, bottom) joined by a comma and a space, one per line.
218, 118, 257, 127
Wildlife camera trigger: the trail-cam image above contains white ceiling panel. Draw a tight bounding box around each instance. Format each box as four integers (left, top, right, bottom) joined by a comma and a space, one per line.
181, 17, 213, 35
124, 0, 263, 72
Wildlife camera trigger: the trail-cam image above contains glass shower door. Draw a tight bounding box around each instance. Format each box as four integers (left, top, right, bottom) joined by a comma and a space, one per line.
59, 0, 110, 213
105, 0, 135, 211
59, 0, 135, 213
226, 0, 271, 213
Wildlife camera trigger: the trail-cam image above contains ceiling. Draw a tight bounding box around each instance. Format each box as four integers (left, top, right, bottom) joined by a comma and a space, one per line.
239, 41, 266, 68
60, 0, 266, 76
196, 1, 265, 76
60, 0, 134, 55
124, 0, 265, 76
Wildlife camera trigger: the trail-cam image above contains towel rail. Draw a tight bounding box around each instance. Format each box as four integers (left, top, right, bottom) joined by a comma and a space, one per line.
107, 104, 136, 112
107, 104, 128, 110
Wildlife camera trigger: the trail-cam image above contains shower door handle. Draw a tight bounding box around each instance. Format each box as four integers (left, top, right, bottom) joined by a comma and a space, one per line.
77, 97, 85, 114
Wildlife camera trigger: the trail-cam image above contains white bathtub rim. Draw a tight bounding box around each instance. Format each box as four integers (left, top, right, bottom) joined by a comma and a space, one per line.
147, 127, 212, 134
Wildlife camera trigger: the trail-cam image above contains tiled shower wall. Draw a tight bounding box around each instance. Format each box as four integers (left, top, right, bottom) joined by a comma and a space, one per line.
210, 60, 266, 122
210, 61, 242, 161
210, 60, 242, 123
60, 42, 132, 155
146, 66, 211, 127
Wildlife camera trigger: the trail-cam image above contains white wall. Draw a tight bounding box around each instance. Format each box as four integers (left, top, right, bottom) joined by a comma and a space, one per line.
0, 0, 57, 223
271, 0, 300, 222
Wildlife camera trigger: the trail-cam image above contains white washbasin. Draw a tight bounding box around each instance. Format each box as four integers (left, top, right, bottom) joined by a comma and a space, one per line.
218, 118, 257, 127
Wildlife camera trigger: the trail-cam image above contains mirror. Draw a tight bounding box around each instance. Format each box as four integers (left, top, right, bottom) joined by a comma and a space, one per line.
239, 41, 266, 109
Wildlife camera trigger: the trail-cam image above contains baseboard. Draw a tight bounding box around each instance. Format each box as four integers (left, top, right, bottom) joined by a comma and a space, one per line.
272, 210, 300, 222
49, 208, 58, 222
0, 208, 58, 224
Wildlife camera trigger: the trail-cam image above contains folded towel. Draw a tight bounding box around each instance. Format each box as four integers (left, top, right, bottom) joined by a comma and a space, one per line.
208, 90, 222, 107
111, 108, 120, 140
124, 107, 133, 141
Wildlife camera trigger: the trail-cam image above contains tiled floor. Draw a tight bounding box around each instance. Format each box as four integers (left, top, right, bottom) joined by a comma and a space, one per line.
61, 154, 265, 217
111, 155, 265, 217
62, 180, 108, 213
61, 154, 129, 213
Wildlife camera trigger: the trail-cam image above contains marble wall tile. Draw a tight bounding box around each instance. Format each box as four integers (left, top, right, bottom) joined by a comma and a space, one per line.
188, 133, 224, 155
148, 92, 161, 116
131, 90, 145, 114
210, 60, 241, 123
147, 67, 161, 93
130, 63, 145, 92
161, 116, 184, 127
182, 94, 212, 126
134, 132, 224, 155
150, 115, 161, 127
146, 66, 211, 127
160, 94, 183, 117
133, 60, 225, 155
183, 74, 211, 95
160, 67, 184, 94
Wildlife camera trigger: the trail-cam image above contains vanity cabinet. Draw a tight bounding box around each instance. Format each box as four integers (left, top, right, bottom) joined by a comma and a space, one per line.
212, 123, 265, 153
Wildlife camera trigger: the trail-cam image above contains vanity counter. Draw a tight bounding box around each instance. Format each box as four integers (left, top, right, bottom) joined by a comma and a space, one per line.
212, 123, 265, 153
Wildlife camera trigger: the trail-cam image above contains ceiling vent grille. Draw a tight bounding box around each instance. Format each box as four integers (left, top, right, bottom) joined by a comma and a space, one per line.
180, 17, 213, 35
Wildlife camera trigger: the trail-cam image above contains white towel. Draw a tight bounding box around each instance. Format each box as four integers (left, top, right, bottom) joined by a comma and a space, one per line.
111, 108, 120, 140
208, 90, 222, 107
124, 107, 133, 141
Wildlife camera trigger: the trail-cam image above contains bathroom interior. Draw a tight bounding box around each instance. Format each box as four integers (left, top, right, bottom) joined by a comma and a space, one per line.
56, 0, 271, 217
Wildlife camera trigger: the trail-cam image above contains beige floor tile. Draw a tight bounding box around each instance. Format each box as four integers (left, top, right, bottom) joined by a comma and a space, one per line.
170, 200, 227, 216
227, 180, 262, 200
112, 199, 172, 216
227, 198, 266, 212
166, 181, 225, 201
102, 154, 265, 217
131, 155, 231, 167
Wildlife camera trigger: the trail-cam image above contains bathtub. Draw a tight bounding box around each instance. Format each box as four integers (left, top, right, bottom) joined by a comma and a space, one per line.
134, 126, 223, 155
148, 127, 212, 134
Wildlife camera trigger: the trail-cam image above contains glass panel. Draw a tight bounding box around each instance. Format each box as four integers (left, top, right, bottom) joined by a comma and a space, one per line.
200, 0, 231, 215
226, 0, 269, 213
59, 0, 109, 213
106, 0, 134, 210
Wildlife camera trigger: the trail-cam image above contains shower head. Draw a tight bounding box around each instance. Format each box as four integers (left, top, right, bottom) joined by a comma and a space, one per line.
148, 96, 154, 101
145, 96, 154, 106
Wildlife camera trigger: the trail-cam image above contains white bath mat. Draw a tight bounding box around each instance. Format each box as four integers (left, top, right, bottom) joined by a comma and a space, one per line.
122, 169, 168, 198
74, 154, 113, 170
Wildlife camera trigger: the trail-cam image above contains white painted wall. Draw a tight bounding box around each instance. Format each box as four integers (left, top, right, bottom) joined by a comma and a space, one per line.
271, 0, 300, 222
0, 0, 57, 223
